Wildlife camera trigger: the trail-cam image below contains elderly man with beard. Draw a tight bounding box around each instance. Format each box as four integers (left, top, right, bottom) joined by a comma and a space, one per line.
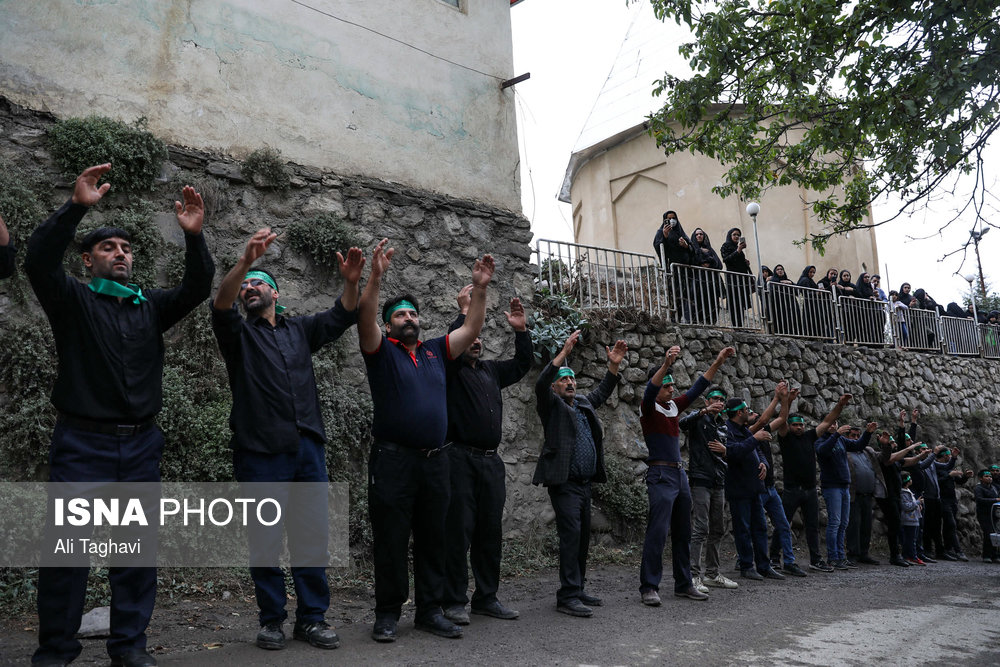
211, 228, 363, 652
25, 163, 214, 667
358, 239, 494, 642
441, 285, 532, 625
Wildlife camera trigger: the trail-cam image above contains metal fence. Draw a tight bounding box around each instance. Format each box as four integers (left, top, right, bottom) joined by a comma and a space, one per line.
534, 238, 998, 359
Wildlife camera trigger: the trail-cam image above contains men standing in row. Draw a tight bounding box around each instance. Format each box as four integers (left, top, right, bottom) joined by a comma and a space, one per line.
26, 164, 215, 667
442, 287, 533, 625
534, 330, 627, 617
772, 393, 851, 572
639, 344, 736, 605
846, 426, 889, 565
0, 211, 15, 278
358, 239, 494, 642
211, 228, 364, 651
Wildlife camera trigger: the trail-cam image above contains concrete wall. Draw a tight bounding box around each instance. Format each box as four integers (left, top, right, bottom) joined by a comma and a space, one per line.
569, 130, 880, 280
0, 0, 520, 211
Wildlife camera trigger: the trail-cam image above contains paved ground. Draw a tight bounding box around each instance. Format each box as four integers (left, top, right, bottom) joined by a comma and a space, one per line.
3, 556, 1000, 666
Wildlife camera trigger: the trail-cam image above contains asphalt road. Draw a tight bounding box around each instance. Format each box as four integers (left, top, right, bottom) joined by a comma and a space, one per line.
4, 558, 999, 666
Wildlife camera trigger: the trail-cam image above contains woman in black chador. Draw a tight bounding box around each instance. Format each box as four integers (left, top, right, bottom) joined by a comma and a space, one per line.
720, 227, 754, 327
689, 227, 723, 324
798, 265, 832, 339
767, 264, 801, 335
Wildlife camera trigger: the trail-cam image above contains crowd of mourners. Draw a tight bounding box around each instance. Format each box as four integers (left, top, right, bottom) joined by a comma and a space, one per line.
651, 210, 1000, 341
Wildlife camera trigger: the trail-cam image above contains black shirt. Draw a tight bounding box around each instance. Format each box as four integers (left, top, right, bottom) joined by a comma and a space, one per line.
777, 428, 819, 488
211, 299, 358, 453
25, 200, 214, 422
0, 242, 15, 279
445, 315, 532, 449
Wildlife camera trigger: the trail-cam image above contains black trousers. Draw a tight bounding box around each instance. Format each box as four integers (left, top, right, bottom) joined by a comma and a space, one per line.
774, 485, 821, 564
923, 497, 944, 556
548, 480, 592, 604
876, 496, 903, 560
442, 444, 506, 609
941, 498, 961, 554
846, 493, 875, 558
368, 443, 450, 620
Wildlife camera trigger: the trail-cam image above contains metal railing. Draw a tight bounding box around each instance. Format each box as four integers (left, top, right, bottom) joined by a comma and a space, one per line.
534, 238, 999, 360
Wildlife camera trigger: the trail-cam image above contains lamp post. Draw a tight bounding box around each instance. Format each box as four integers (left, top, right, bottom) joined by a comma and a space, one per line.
746, 202, 762, 280
964, 273, 980, 323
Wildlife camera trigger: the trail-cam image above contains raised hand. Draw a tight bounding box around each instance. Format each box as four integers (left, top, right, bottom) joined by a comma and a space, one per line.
174, 186, 205, 234
838, 393, 853, 406
562, 330, 581, 356
665, 345, 681, 366
505, 297, 527, 331
753, 429, 772, 442
370, 238, 395, 280
242, 228, 277, 264
705, 402, 724, 415
707, 440, 726, 455
836, 424, 852, 435
866, 421, 878, 433
606, 339, 628, 365
456, 284, 473, 314
337, 246, 365, 283
789, 386, 801, 401
471, 254, 495, 288
899, 409, 907, 425
776, 380, 789, 399
72, 164, 112, 206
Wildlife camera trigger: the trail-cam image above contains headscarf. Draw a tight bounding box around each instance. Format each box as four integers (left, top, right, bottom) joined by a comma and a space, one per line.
945, 302, 967, 318
653, 211, 695, 267
837, 270, 856, 295
758, 265, 772, 289
720, 227, 751, 273
854, 272, 874, 299
770, 264, 793, 284
690, 228, 722, 269
798, 265, 818, 289
818, 268, 838, 291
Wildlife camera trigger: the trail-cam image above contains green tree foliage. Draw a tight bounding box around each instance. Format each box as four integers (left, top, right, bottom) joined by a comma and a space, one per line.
47, 116, 168, 194
643, 0, 1000, 252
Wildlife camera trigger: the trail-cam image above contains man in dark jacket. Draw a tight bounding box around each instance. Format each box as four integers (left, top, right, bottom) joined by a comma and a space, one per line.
638, 344, 735, 606
442, 287, 533, 625
534, 330, 627, 618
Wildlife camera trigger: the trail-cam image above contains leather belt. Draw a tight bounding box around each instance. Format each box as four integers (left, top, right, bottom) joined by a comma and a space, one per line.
450, 442, 497, 456
376, 439, 450, 458
647, 460, 683, 468
58, 412, 156, 437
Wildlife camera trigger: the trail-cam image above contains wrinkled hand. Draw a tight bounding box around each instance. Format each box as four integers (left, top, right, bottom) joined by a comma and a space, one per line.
243, 228, 277, 264
562, 330, 581, 356
456, 284, 473, 314
505, 297, 527, 331
73, 163, 112, 206
758, 462, 767, 480
707, 440, 726, 456
471, 254, 495, 289
369, 238, 394, 280
606, 339, 628, 365
337, 246, 365, 283
866, 421, 877, 433
174, 186, 205, 234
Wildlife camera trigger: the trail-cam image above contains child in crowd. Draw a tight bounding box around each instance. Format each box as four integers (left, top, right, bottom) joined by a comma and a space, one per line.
900, 472, 924, 565
974, 470, 1000, 563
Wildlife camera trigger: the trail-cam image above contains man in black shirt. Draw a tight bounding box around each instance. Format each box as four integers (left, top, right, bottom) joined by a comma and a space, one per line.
211, 228, 363, 651
441, 286, 532, 625
0, 211, 15, 278
25, 163, 214, 667
771, 392, 849, 572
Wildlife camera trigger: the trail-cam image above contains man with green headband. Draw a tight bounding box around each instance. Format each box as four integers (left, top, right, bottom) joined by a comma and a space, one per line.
533, 329, 628, 618
358, 238, 494, 642
0, 211, 15, 279
24, 163, 214, 667
974, 469, 999, 562
211, 227, 363, 652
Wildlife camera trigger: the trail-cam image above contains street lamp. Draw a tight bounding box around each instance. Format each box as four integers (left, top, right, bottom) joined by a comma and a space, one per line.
964, 273, 980, 323
969, 227, 990, 297
746, 202, 763, 282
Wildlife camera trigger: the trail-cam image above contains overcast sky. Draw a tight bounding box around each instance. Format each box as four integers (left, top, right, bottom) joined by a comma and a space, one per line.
510, 0, 997, 307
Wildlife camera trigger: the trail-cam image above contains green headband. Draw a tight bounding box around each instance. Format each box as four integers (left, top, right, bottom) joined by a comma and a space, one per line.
980, 470, 993, 478
788, 416, 805, 424
725, 401, 748, 414
707, 390, 727, 399
938, 449, 951, 457
244, 270, 286, 313
385, 299, 417, 323
556, 367, 575, 380
904, 434, 912, 440
662, 374, 675, 386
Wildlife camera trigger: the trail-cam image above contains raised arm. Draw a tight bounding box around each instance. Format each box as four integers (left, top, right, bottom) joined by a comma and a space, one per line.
702, 346, 736, 382
650, 345, 680, 387
358, 238, 394, 353
495, 297, 533, 388
447, 254, 495, 357
774, 386, 800, 435
552, 329, 580, 368
213, 228, 277, 310
751, 381, 785, 434
817, 393, 851, 434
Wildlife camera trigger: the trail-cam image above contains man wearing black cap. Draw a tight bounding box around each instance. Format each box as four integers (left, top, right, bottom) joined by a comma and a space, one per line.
533, 330, 627, 618
0, 211, 15, 278
638, 344, 735, 605
211, 228, 363, 651
441, 286, 532, 625
358, 239, 494, 642
24, 163, 214, 667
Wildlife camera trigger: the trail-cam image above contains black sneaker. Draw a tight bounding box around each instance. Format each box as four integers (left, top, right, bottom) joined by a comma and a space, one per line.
414, 613, 463, 638
809, 560, 835, 573
556, 599, 593, 617
443, 605, 471, 625
857, 555, 880, 565
674, 586, 709, 601
921, 555, 938, 563
293, 620, 340, 649
890, 556, 910, 567
371, 616, 397, 643
842, 559, 859, 569
578, 591, 603, 607
782, 563, 807, 577
832, 560, 850, 570
110, 652, 157, 667
471, 600, 519, 620
740, 568, 764, 581
758, 567, 786, 580
955, 552, 969, 562
256, 623, 285, 650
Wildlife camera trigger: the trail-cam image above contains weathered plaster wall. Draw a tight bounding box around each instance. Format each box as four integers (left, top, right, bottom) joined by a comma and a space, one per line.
0, 0, 520, 210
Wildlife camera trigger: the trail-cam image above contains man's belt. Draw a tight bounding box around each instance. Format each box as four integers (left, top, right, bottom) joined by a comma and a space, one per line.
647, 460, 683, 468
375, 439, 450, 458
57, 413, 156, 437
449, 441, 498, 456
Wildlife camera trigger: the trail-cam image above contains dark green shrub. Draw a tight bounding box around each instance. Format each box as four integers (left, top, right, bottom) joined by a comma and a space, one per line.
47, 116, 167, 194
528, 291, 589, 364
242, 147, 290, 190
285, 213, 363, 270
592, 455, 647, 541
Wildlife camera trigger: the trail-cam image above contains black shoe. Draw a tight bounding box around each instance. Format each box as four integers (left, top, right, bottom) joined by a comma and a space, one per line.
809, 560, 835, 573
674, 586, 709, 601
758, 567, 786, 580
110, 651, 157, 667
832, 560, 850, 570
33, 661, 68, 667
857, 555, 880, 565
471, 600, 519, 620
782, 563, 807, 577
842, 559, 859, 569
255, 623, 285, 650
578, 591, 603, 607
556, 599, 593, 617
955, 552, 969, 562
740, 568, 764, 581
415, 613, 463, 639
890, 556, 910, 567
939, 552, 957, 561
371, 616, 397, 643
921, 555, 938, 563
293, 620, 340, 649
443, 605, 471, 625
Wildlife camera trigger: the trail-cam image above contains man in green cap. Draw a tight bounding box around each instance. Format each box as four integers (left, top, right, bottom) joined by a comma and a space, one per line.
533, 330, 628, 617
211, 227, 363, 652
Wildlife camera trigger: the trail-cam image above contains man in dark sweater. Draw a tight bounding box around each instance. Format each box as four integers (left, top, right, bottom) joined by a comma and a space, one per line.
534, 330, 627, 618
638, 344, 735, 605
442, 287, 532, 625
